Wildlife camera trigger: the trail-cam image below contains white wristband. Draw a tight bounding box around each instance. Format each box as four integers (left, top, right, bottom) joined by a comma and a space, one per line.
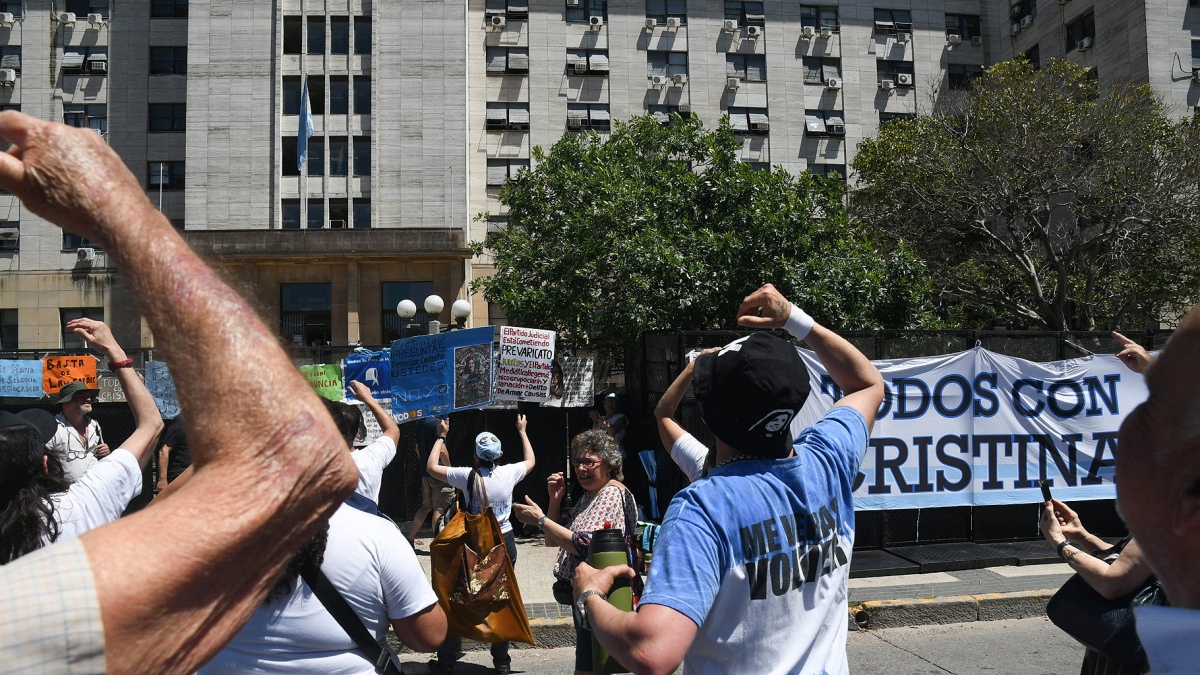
784, 304, 815, 341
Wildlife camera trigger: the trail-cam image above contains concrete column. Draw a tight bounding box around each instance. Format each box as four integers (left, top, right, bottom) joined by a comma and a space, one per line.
346, 261, 361, 343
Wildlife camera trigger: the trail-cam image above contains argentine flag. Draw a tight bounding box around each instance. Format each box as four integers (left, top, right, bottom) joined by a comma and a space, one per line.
298, 78, 314, 172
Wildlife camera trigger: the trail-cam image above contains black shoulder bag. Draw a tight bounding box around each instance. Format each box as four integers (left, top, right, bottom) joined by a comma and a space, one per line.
300, 556, 405, 674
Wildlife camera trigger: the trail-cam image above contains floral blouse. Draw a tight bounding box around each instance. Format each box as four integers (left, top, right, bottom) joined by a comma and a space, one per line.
552, 483, 641, 597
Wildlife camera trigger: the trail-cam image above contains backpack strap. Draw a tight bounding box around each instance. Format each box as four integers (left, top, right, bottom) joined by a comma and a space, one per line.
300, 552, 401, 674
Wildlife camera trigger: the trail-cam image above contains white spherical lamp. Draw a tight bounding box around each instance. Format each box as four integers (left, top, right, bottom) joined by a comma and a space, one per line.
396, 299, 417, 319
451, 299, 473, 320
424, 295, 445, 315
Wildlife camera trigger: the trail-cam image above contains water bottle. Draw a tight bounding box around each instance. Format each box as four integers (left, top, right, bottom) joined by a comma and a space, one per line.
588, 524, 632, 674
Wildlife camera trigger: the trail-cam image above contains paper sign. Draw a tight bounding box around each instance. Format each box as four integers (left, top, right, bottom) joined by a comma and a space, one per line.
390, 326, 494, 421
342, 349, 391, 400
0, 360, 43, 398
145, 361, 181, 419
543, 357, 594, 408
97, 372, 128, 403
495, 326, 556, 402
43, 355, 97, 395
300, 363, 344, 402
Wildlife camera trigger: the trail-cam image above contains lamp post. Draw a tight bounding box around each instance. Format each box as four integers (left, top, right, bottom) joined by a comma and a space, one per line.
396, 299, 417, 339
424, 295, 444, 335
451, 299, 472, 330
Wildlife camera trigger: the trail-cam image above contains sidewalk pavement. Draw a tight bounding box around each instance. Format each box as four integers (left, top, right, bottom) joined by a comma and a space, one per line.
409, 532, 1075, 650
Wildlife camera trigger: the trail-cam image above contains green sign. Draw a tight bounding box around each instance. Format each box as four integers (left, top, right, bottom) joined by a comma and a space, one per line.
300, 363, 343, 401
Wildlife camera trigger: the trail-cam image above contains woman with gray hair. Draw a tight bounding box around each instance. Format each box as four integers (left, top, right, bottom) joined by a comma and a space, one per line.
514, 429, 641, 675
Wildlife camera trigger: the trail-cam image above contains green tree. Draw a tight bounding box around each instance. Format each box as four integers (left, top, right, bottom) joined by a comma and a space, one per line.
474, 114, 934, 351
852, 58, 1200, 330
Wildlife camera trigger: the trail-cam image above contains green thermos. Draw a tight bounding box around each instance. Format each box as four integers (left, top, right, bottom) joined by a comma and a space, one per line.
589, 525, 632, 674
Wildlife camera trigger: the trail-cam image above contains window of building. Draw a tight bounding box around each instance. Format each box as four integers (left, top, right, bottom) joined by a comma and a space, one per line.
877, 59, 915, 87
353, 199, 370, 229
646, 0, 686, 24
63, 232, 100, 250
330, 17, 349, 54
800, 5, 838, 31
0, 47, 19, 75
149, 47, 187, 74
307, 17, 325, 55
148, 103, 186, 132
566, 49, 607, 76
485, 103, 531, 131
1023, 44, 1041, 70
329, 76, 349, 115
329, 199, 348, 228
727, 54, 766, 81
0, 309, 16, 350
328, 137, 348, 176
1010, 0, 1036, 22
873, 8, 912, 35
63, 47, 106, 75
944, 14, 981, 39
486, 159, 529, 187
353, 137, 370, 176
647, 51, 687, 78
354, 76, 371, 114
64, 104, 106, 134
307, 76, 325, 115
947, 63, 983, 90
0, 2, 21, 16
1065, 11, 1095, 52
280, 283, 331, 347
283, 76, 302, 115
808, 164, 845, 181
382, 281, 434, 342
282, 199, 301, 229
283, 16, 302, 54
1192, 40, 1200, 70
879, 111, 916, 125
170, 219, 185, 230
0, 221, 17, 252
65, 0, 108, 17
804, 109, 845, 137
567, 104, 610, 131
353, 17, 371, 54
488, 47, 531, 75
647, 105, 692, 125
802, 56, 840, 84
307, 137, 324, 176
727, 107, 770, 135
488, 0, 530, 19
566, 0, 606, 23
723, 1, 764, 26
151, 0, 188, 18
307, 199, 323, 229
148, 161, 184, 190
61, 308, 104, 349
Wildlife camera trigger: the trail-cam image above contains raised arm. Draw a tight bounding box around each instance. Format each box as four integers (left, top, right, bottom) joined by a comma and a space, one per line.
1112, 331, 1154, 375
0, 112, 357, 674
349, 380, 399, 445
737, 284, 884, 427
515, 414, 535, 474
654, 359, 696, 451
1041, 502, 1153, 600
426, 418, 451, 483
68, 318, 163, 469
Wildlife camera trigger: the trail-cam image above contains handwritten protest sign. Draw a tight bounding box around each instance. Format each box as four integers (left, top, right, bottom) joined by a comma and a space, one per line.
97, 372, 128, 403
342, 349, 390, 400
390, 326, 493, 421
543, 357, 593, 408
300, 363, 344, 401
0, 360, 43, 398
43, 355, 97, 395
495, 326, 556, 402
145, 361, 180, 419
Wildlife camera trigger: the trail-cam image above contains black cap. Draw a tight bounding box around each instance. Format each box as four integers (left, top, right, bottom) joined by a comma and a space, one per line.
692, 333, 811, 458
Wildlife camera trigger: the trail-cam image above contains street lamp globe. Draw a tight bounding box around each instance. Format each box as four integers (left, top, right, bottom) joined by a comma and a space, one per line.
396, 299, 417, 319
451, 299, 472, 320
424, 295, 445, 315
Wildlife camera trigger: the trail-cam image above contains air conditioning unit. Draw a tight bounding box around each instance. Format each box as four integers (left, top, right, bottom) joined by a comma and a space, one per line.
650, 75, 668, 86
677, 102, 691, 113
88, 60, 107, 73
723, 19, 738, 32
751, 119, 769, 132
746, 25, 763, 38
589, 15, 604, 28
801, 25, 815, 39
573, 61, 588, 75
666, 17, 682, 28
645, 17, 657, 29
87, 13, 104, 26
671, 73, 688, 85
566, 0, 579, 6
829, 123, 846, 136
330, 220, 347, 229
0, 13, 14, 27
59, 12, 76, 26
567, 115, 584, 129
726, 77, 741, 89
1011, 23, 1021, 36
947, 34, 962, 46
1078, 37, 1092, 51
825, 77, 841, 90
819, 27, 833, 38
897, 73, 913, 86
0, 69, 15, 85
77, 247, 96, 262
490, 15, 506, 28
971, 35, 984, 46
880, 79, 895, 90
896, 31, 910, 44
1020, 15, 1033, 28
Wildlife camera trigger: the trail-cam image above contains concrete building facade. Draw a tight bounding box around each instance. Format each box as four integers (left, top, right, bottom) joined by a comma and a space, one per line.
0, 0, 1193, 353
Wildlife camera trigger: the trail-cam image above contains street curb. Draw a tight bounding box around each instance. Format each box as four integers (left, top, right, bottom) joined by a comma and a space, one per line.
850, 588, 1057, 630
440, 616, 576, 652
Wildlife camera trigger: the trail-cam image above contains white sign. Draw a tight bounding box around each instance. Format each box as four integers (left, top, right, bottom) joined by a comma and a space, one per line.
495, 326, 556, 402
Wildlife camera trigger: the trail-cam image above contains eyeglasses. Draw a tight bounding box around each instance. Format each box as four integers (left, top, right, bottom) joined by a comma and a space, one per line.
575, 457, 602, 470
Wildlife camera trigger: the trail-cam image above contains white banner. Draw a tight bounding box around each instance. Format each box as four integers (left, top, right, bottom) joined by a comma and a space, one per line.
792, 347, 1148, 510
495, 326, 556, 402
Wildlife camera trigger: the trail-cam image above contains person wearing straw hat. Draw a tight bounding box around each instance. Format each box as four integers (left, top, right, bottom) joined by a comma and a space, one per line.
48, 377, 107, 483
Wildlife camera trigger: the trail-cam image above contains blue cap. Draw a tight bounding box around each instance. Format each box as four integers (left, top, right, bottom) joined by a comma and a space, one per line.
475, 432, 502, 461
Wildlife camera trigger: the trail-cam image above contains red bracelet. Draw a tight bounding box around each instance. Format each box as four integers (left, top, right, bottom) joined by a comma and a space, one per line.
111, 358, 135, 369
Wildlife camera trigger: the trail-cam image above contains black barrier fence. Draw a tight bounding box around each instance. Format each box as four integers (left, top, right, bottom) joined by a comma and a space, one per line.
630, 329, 1173, 549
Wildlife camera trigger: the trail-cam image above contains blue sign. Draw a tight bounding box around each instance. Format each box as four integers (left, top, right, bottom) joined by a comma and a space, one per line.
145, 361, 181, 420
342, 349, 391, 400
0, 360, 42, 398
390, 326, 493, 422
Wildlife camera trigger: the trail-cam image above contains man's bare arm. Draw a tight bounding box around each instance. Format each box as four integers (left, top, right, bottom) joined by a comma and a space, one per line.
349, 380, 399, 445
0, 112, 357, 675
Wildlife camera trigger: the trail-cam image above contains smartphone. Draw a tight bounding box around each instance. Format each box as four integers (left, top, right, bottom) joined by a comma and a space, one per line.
1037, 480, 1052, 503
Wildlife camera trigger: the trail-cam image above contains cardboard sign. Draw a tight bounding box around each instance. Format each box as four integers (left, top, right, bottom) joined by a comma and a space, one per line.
43, 355, 97, 395
145, 361, 181, 419
389, 326, 494, 421
543, 357, 594, 408
495, 326, 556, 402
0, 360, 44, 398
97, 371, 128, 403
300, 363, 344, 402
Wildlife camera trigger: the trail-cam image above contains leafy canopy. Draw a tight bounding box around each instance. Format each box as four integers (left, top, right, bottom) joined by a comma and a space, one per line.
852, 58, 1200, 330
474, 114, 934, 350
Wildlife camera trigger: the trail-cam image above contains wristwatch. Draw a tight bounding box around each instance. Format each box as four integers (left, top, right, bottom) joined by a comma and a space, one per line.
537, 515, 547, 529
1057, 540, 1076, 559
575, 589, 606, 630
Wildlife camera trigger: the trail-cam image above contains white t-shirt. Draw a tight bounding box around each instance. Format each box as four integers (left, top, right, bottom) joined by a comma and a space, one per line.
199, 504, 437, 675
49, 415, 104, 483
607, 413, 628, 452
351, 436, 396, 503
670, 433, 709, 483
444, 463, 528, 534
50, 448, 142, 543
